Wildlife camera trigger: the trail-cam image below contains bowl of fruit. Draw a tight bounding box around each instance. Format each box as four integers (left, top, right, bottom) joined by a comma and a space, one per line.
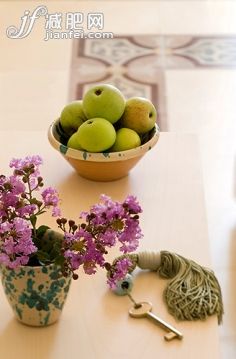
48, 84, 160, 181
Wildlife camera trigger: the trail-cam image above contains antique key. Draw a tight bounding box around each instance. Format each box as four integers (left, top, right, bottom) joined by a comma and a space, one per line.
129, 301, 183, 341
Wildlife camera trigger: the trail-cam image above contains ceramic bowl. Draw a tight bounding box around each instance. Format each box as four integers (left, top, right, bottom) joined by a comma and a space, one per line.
48, 119, 160, 181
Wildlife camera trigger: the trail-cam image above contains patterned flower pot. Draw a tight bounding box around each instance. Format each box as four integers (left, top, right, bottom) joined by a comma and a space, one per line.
0, 264, 71, 326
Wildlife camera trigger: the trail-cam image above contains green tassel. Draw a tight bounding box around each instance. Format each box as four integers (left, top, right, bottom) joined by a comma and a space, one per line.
159, 251, 224, 324
111, 250, 224, 324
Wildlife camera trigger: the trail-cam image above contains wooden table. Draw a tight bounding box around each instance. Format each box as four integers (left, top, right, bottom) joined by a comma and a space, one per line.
0, 131, 220, 359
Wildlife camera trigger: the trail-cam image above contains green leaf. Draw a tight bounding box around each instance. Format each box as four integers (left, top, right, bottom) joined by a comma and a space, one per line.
36, 250, 51, 264
30, 214, 37, 227
54, 255, 65, 266
36, 225, 50, 239
49, 244, 62, 261
30, 197, 39, 205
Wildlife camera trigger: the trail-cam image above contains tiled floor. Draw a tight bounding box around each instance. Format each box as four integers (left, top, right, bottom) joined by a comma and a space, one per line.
0, 1, 236, 358
69, 35, 236, 130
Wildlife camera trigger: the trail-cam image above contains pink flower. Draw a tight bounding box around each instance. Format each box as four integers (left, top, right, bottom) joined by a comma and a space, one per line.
107, 258, 132, 289
0, 218, 37, 268
41, 187, 59, 206
1, 156, 143, 284
118, 218, 143, 253
123, 195, 142, 213
16, 204, 37, 217
10, 155, 43, 170
41, 187, 61, 217
0, 253, 10, 267
64, 250, 83, 271
60, 194, 143, 282
10, 155, 43, 190
9, 176, 25, 194
52, 206, 61, 217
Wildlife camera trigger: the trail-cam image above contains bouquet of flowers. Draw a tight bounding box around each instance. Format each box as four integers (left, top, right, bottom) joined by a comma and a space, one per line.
0, 155, 143, 287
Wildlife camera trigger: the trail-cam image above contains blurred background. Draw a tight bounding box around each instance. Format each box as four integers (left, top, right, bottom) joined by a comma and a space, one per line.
0, 1, 236, 357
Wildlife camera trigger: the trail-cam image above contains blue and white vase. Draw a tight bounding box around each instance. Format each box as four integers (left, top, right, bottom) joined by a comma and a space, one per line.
0, 264, 71, 326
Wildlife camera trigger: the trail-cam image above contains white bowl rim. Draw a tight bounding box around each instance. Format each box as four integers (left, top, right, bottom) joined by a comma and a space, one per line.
48, 119, 160, 163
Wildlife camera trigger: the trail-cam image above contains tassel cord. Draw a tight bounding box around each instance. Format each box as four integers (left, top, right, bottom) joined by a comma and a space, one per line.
113, 250, 223, 324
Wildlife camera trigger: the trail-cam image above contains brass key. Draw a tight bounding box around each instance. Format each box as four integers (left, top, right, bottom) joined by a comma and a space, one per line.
129, 301, 183, 341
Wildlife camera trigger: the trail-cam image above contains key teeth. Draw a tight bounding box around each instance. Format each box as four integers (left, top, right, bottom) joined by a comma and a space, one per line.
164, 332, 183, 341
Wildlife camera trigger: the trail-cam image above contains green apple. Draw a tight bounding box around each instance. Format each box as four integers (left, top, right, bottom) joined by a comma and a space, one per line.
67, 132, 84, 150
60, 100, 87, 136
82, 84, 125, 124
111, 128, 141, 152
68, 118, 116, 152
121, 97, 157, 134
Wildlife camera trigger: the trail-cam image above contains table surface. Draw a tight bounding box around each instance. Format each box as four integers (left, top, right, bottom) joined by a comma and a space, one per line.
0, 131, 220, 359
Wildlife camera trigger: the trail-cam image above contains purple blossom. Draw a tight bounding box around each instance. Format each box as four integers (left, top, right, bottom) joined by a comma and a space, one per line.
64, 250, 83, 271
84, 194, 126, 225
0, 221, 12, 233
0, 175, 6, 186
10, 155, 43, 191
52, 206, 61, 217
4, 255, 30, 269
119, 239, 140, 253
98, 229, 116, 247
123, 195, 142, 214
0, 218, 37, 268
64, 232, 74, 242
83, 238, 106, 273
41, 187, 59, 206
59, 193, 143, 284
0, 192, 18, 208
9, 176, 25, 194
118, 218, 143, 253
64, 227, 92, 243
1, 156, 143, 285
0, 253, 10, 267
63, 230, 106, 275
107, 258, 132, 289
10, 155, 43, 170
16, 204, 37, 217
0, 155, 62, 270
41, 187, 61, 217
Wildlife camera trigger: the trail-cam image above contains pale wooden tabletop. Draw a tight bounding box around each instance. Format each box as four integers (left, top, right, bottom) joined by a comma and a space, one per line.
0, 131, 220, 359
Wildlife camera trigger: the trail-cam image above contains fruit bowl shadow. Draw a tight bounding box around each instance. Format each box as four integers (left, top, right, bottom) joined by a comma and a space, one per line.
48, 119, 160, 182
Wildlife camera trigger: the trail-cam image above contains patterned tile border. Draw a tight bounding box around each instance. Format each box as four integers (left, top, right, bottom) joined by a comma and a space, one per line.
69, 35, 236, 130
